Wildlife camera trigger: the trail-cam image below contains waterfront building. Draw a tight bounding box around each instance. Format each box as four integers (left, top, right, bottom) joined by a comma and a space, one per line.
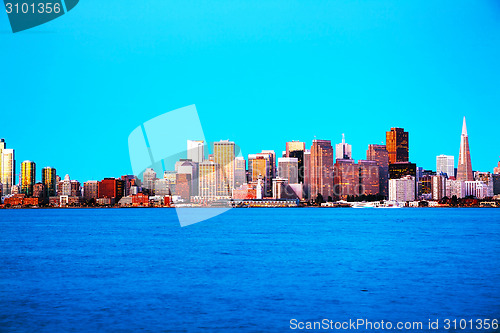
465, 181, 493, 199
457, 117, 473, 181
42, 167, 57, 197
310, 140, 334, 200
83, 181, 99, 200
175, 159, 198, 195
431, 175, 446, 200
154, 179, 171, 196
366, 144, 389, 198
389, 175, 415, 202
386, 128, 409, 164
272, 177, 288, 199
98, 178, 125, 200
199, 160, 221, 199
187, 140, 205, 163
436, 155, 455, 178
333, 159, 359, 199
277, 157, 299, 184
21, 160, 36, 197
358, 160, 380, 196
213, 140, 236, 196
335, 134, 352, 160
0, 139, 15, 195
234, 157, 246, 188
492, 174, 500, 195
143, 168, 157, 194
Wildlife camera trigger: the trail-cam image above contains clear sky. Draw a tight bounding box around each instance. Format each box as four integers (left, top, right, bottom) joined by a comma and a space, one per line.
1, 0, 499, 182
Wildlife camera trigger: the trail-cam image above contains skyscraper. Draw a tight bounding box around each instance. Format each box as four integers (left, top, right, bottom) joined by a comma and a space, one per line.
0, 139, 15, 195
436, 155, 455, 178
142, 168, 157, 194
248, 154, 272, 197
199, 160, 221, 199
333, 159, 359, 199
494, 160, 500, 175
310, 140, 334, 200
358, 160, 380, 196
335, 134, 352, 160
213, 140, 236, 196
187, 140, 205, 163
234, 156, 246, 188
42, 167, 57, 197
277, 157, 299, 184
366, 144, 389, 198
286, 141, 305, 184
389, 175, 415, 202
386, 128, 409, 164
457, 117, 473, 181
21, 160, 36, 197
286, 141, 305, 157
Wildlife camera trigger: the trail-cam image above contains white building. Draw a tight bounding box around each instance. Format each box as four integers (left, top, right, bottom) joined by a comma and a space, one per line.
335, 134, 352, 160
465, 181, 493, 199
436, 155, 455, 178
187, 140, 204, 163
446, 179, 466, 198
389, 175, 415, 202
431, 175, 446, 200
277, 157, 299, 184
0, 139, 15, 196
143, 168, 157, 193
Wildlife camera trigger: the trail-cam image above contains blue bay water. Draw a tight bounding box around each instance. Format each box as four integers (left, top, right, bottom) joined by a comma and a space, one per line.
0, 208, 499, 332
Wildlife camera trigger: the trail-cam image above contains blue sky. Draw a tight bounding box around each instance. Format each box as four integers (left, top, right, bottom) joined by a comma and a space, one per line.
1, 0, 499, 182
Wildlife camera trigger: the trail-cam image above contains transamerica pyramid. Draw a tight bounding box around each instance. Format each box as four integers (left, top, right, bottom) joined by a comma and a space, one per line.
457, 117, 474, 181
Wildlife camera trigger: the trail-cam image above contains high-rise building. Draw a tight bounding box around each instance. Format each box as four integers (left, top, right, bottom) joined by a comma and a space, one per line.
121, 175, 138, 196
431, 175, 446, 200
277, 157, 299, 184
310, 140, 334, 200
234, 157, 246, 188
142, 168, 157, 194
154, 179, 171, 196
42, 167, 57, 197
83, 181, 99, 201
366, 144, 389, 198
286, 141, 305, 157
335, 134, 352, 160
0, 139, 15, 195
286, 141, 305, 184
58, 174, 81, 197
386, 128, 409, 164
358, 160, 380, 196
98, 178, 125, 200
33, 183, 45, 199
333, 159, 359, 199
457, 117, 473, 181
176, 173, 191, 200
303, 149, 311, 199
389, 176, 415, 202
248, 154, 272, 197
436, 155, 455, 178
261, 150, 277, 179
199, 160, 221, 199
187, 140, 205, 163
213, 140, 236, 196
175, 159, 199, 196
21, 160, 36, 197
389, 162, 416, 179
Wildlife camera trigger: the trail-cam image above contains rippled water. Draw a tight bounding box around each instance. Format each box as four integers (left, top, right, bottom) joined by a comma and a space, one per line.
0, 208, 499, 332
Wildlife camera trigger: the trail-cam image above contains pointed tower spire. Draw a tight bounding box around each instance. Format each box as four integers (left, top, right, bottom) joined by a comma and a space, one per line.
342, 133, 345, 144
462, 116, 467, 136
457, 116, 473, 181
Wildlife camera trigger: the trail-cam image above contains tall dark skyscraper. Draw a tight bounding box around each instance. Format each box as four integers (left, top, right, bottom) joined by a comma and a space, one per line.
386, 128, 409, 164
42, 167, 57, 197
310, 140, 334, 200
457, 117, 473, 181
286, 141, 305, 184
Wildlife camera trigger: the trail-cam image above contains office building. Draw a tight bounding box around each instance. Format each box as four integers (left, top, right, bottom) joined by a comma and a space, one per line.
142, 168, 157, 194
98, 178, 125, 200
83, 181, 99, 200
33, 183, 45, 199
457, 117, 473, 181
446, 179, 466, 199
175, 159, 198, 196
335, 134, 352, 160
286, 141, 305, 157
234, 157, 246, 188
386, 128, 409, 164
389, 162, 416, 179
286, 141, 305, 184
0, 139, 15, 195
389, 176, 415, 202
42, 167, 57, 197
436, 155, 455, 178
303, 149, 311, 199
213, 140, 236, 196
121, 175, 138, 196
176, 173, 191, 200
310, 140, 334, 200
431, 175, 446, 200
366, 144, 389, 198
199, 160, 221, 199
261, 150, 277, 179
21, 160, 36, 197
154, 179, 171, 196
358, 160, 380, 196
334, 159, 359, 199
494, 160, 500, 175
248, 154, 272, 197
187, 140, 204, 163
278, 157, 299, 184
